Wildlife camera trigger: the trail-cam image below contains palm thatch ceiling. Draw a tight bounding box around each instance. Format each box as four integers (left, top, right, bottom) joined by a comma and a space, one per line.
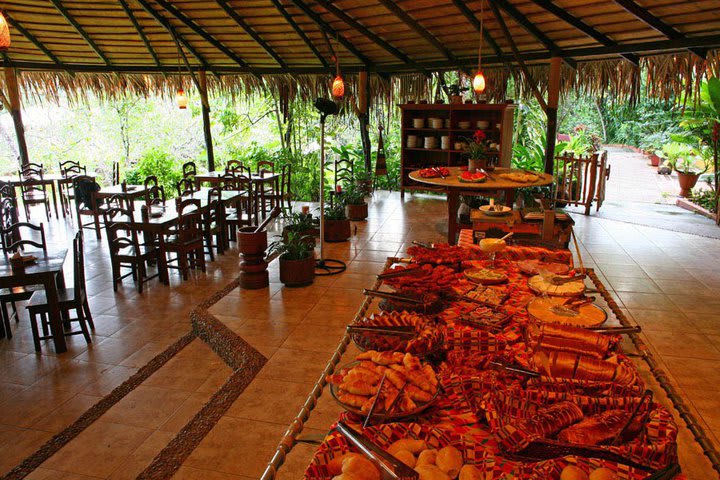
1, 0, 719, 75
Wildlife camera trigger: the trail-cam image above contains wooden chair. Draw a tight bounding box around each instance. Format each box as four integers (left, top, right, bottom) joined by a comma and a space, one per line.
203, 187, 226, 260
103, 203, 160, 293
0, 220, 47, 338
328, 158, 353, 207
112, 161, 120, 185
256, 160, 276, 217
225, 160, 243, 173
73, 175, 103, 239
164, 198, 205, 280
175, 178, 196, 197
182, 161, 197, 179
221, 173, 253, 242
268, 163, 292, 211
18, 164, 51, 221
26, 231, 94, 352
60, 163, 87, 216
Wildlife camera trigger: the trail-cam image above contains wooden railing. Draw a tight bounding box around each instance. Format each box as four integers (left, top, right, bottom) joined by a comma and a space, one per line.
553, 150, 610, 215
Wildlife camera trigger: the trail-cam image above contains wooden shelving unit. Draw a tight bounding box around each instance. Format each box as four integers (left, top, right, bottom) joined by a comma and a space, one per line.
399, 103, 516, 196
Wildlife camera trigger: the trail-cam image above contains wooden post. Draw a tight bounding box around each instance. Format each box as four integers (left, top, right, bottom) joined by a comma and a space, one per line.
357, 70, 372, 172
544, 57, 562, 175
198, 70, 215, 172
3, 68, 30, 167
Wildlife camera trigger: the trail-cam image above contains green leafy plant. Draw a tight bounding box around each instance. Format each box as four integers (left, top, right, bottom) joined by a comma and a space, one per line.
661, 142, 708, 174
324, 202, 347, 221
125, 148, 183, 198
341, 182, 366, 206
268, 231, 313, 261
463, 130, 489, 159
283, 210, 318, 232
689, 180, 717, 213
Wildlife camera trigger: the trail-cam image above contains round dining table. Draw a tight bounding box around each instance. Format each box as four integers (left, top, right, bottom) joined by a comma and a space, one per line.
408, 166, 553, 244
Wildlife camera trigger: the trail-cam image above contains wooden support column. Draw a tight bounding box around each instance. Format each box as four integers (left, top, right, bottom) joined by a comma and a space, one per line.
198, 70, 215, 172
544, 57, 562, 175
3, 68, 29, 167
357, 70, 372, 172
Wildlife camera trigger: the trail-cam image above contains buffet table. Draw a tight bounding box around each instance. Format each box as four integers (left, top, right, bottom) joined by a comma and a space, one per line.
408, 167, 553, 245
258, 237, 720, 480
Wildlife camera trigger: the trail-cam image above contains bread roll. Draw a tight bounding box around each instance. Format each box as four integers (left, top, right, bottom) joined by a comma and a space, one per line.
458, 465, 483, 480
394, 449, 417, 468
342, 455, 381, 480
415, 464, 452, 480
560, 465, 589, 480
435, 446, 463, 478
416, 449, 438, 466
388, 439, 427, 455
589, 468, 616, 480
327, 453, 363, 475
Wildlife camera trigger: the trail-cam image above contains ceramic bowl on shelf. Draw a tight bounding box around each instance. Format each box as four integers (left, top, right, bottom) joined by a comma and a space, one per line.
407, 135, 418, 148
428, 117, 443, 129
458, 121, 471, 129
424, 137, 438, 149
412, 118, 425, 128
440, 136, 450, 150
444, 119, 451, 128
477, 120, 490, 129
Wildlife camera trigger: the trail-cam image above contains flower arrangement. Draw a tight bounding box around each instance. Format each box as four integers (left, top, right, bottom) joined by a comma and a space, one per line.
464, 130, 489, 159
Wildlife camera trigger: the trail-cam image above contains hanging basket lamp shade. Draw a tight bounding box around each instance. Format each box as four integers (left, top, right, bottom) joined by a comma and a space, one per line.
473, 70, 486, 94
0, 12, 11, 51
332, 75, 345, 99
176, 88, 188, 109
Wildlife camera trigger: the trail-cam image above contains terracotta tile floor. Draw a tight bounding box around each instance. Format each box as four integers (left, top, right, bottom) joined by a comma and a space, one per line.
0, 192, 718, 478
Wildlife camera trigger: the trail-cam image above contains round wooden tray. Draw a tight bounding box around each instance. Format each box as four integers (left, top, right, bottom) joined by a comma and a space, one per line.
528, 275, 586, 297
527, 297, 608, 328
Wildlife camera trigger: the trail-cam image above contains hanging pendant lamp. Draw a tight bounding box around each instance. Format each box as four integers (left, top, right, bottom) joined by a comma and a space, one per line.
0, 12, 11, 51
332, 55, 344, 99
473, 0, 486, 94
176, 88, 188, 109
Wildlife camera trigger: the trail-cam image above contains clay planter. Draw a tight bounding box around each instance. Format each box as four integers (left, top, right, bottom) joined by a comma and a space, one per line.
649, 154, 660, 167
346, 202, 368, 221
450, 95, 463, 104
237, 227, 269, 289
677, 171, 700, 197
279, 255, 315, 287
324, 219, 351, 242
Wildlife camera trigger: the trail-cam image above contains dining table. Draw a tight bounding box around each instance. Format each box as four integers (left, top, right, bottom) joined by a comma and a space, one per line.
0, 173, 98, 219
408, 166, 554, 244
0, 248, 68, 351
193, 171, 280, 220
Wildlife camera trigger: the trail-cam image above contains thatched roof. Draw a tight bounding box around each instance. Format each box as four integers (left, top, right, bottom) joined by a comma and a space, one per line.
1, 0, 719, 101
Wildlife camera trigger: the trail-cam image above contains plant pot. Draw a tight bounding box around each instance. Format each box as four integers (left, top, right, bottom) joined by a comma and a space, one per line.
468, 158, 487, 173
450, 95, 463, 104
282, 226, 319, 247
355, 179, 373, 196
324, 219, 351, 242
649, 154, 660, 167
279, 255, 315, 287
677, 171, 700, 197
346, 202, 368, 221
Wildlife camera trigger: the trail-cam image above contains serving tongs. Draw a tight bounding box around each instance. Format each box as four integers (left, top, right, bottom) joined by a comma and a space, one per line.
589, 325, 642, 334
550, 273, 587, 285
411, 240, 435, 249
611, 389, 654, 446
431, 167, 447, 179
377, 266, 426, 280
489, 361, 541, 378
363, 289, 426, 305
335, 421, 419, 480
347, 325, 417, 339
549, 296, 595, 317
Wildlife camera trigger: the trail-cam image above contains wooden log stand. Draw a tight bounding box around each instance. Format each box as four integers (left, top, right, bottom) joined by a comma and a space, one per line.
238, 226, 269, 289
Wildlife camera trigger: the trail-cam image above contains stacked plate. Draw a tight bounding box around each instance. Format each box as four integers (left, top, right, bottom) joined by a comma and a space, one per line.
428, 117, 443, 129
424, 137, 438, 149
476, 120, 490, 129
458, 121, 471, 129
407, 135, 418, 148
412, 118, 425, 128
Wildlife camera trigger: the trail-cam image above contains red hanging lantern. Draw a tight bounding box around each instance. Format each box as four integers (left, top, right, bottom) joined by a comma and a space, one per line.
0, 12, 11, 51
332, 75, 345, 99
176, 88, 188, 109
473, 70, 486, 94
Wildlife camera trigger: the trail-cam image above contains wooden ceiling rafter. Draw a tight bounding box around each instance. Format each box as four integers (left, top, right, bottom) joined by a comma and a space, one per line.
268, 0, 329, 69
151, 0, 251, 69
48, 0, 111, 65
309, 0, 431, 76
215, 0, 287, 68
491, 0, 576, 69
2, 10, 63, 67
133, 0, 211, 71
611, 0, 706, 59
526, 0, 639, 66
285, 0, 373, 67
117, 0, 162, 69
488, 0, 547, 110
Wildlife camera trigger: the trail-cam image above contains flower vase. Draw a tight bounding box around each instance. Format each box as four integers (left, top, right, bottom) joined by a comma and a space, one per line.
468, 158, 486, 173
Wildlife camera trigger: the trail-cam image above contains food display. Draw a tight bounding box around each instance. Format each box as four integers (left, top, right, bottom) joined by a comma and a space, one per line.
418, 167, 451, 178
327, 351, 439, 418
301, 243, 682, 480
350, 311, 443, 356
499, 171, 541, 183
458, 171, 487, 183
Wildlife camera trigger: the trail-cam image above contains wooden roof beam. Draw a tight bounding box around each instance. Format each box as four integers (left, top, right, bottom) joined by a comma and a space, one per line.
268, 0, 328, 68
48, 0, 111, 65
285, 0, 372, 67
488, 0, 547, 110
151, 0, 250, 69
450, 0, 504, 60
2, 11, 63, 67
133, 0, 210, 69
375, 0, 455, 63
612, 0, 705, 59
527, 0, 638, 66
215, 0, 287, 68
117, 0, 162, 69
491, 0, 576, 69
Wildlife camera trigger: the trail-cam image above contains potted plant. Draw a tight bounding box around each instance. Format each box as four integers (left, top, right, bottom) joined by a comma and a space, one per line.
445, 84, 469, 104
282, 210, 319, 246
665, 143, 710, 197
269, 231, 315, 287
354, 170, 373, 196
324, 203, 351, 242
464, 130, 490, 172
343, 183, 368, 221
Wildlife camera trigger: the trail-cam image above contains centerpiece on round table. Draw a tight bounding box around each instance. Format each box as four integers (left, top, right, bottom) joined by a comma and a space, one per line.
464, 129, 490, 172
